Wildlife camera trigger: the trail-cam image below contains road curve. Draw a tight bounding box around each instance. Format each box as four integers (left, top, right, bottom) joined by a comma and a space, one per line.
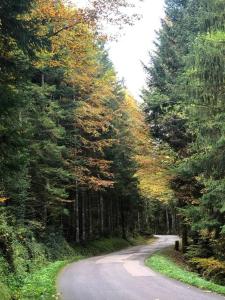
57, 235, 225, 300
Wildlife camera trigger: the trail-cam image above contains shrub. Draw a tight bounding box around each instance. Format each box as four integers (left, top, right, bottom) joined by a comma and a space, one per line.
190, 257, 225, 285
185, 236, 215, 259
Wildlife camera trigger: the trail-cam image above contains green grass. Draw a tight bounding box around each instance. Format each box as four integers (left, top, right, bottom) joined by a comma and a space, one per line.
146, 250, 225, 296
19, 260, 70, 300
19, 236, 153, 300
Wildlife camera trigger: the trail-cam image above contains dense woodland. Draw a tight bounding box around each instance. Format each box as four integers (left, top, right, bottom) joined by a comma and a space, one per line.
0, 0, 225, 298
0, 1, 173, 297
143, 0, 225, 284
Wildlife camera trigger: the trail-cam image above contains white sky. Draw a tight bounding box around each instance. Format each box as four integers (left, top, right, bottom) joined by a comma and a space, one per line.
74, 0, 165, 101
108, 0, 165, 101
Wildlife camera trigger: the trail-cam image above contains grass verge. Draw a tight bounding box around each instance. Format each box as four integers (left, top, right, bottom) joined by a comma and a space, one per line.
146, 248, 225, 296
20, 236, 153, 300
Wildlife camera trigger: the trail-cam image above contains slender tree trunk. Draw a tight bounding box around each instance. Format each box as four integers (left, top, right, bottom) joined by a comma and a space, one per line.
88, 192, 93, 239
73, 192, 76, 238
182, 224, 188, 253
155, 216, 159, 234
108, 197, 112, 235
100, 193, 104, 235
82, 190, 86, 242
41, 73, 45, 86
137, 211, 141, 233
116, 200, 120, 232
166, 207, 170, 234
120, 198, 126, 239
97, 195, 100, 236
110, 197, 114, 234
171, 210, 176, 234
75, 180, 80, 243
145, 204, 149, 231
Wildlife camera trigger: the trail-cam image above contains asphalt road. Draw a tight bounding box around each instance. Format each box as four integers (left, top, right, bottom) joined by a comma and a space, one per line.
57, 235, 225, 300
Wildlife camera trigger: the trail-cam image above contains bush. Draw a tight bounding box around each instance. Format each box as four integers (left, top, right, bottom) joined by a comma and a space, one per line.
185, 243, 212, 259
190, 257, 225, 285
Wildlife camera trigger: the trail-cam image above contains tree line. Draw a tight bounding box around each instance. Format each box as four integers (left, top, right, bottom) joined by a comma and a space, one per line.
0, 0, 174, 268
4, 0, 225, 292
143, 0, 225, 277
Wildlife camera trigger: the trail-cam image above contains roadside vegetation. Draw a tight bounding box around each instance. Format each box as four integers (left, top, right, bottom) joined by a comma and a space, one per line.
143, 0, 225, 288
1, 236, 152, 300
1, 0, 225, 299
0, 1, 168, 299
146, 248, 225, 296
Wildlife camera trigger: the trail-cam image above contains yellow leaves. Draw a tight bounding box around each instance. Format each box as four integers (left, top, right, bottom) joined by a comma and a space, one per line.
135, 144, 174, 202
32, 0, 99, 90
119, 93, 174, 202
137, 168, 174, 202
0, 196, 8, 204
67, 53, 117, 191
190, 257, 225, 277
33, 0, 80, 31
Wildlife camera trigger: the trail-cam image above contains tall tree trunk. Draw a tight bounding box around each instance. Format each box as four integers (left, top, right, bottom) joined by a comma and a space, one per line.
108, 197, 112, 235
111, 197, 114, 234
166, 207, 170, 234
88, 192, 93, 239
171, 210, 176, 234
75, 180, 80, 243
41, 73, 45, 86
182, 223, 188, 253
97, 195, 100, 236
116, 199, 120, 232
145, 203, 149, 231
137, 211, 141, 233
100, 193, 104, 235
82, 190, 86, 242
120, 198, 126, 239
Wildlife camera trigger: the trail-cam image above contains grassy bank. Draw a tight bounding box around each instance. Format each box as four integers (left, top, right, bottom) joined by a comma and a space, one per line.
146, 248, 225, 296
17, 236, 153, 300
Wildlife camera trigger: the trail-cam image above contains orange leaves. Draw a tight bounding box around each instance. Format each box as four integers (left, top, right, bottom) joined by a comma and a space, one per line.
30, 0, 139, 195
32, 0, 98, 85
33, 0, 83, 34
74, 93, 115, 190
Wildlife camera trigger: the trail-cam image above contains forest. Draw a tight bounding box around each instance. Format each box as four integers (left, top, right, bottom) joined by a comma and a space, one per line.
143, 0, 225, 286
0, 0, 225, 299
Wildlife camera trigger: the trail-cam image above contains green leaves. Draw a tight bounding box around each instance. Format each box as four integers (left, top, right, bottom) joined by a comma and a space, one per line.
144, 0, 225, 262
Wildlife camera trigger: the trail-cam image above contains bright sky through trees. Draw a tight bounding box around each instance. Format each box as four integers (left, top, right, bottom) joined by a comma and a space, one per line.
109, 0, 165, 101
75, 0, 165, 101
